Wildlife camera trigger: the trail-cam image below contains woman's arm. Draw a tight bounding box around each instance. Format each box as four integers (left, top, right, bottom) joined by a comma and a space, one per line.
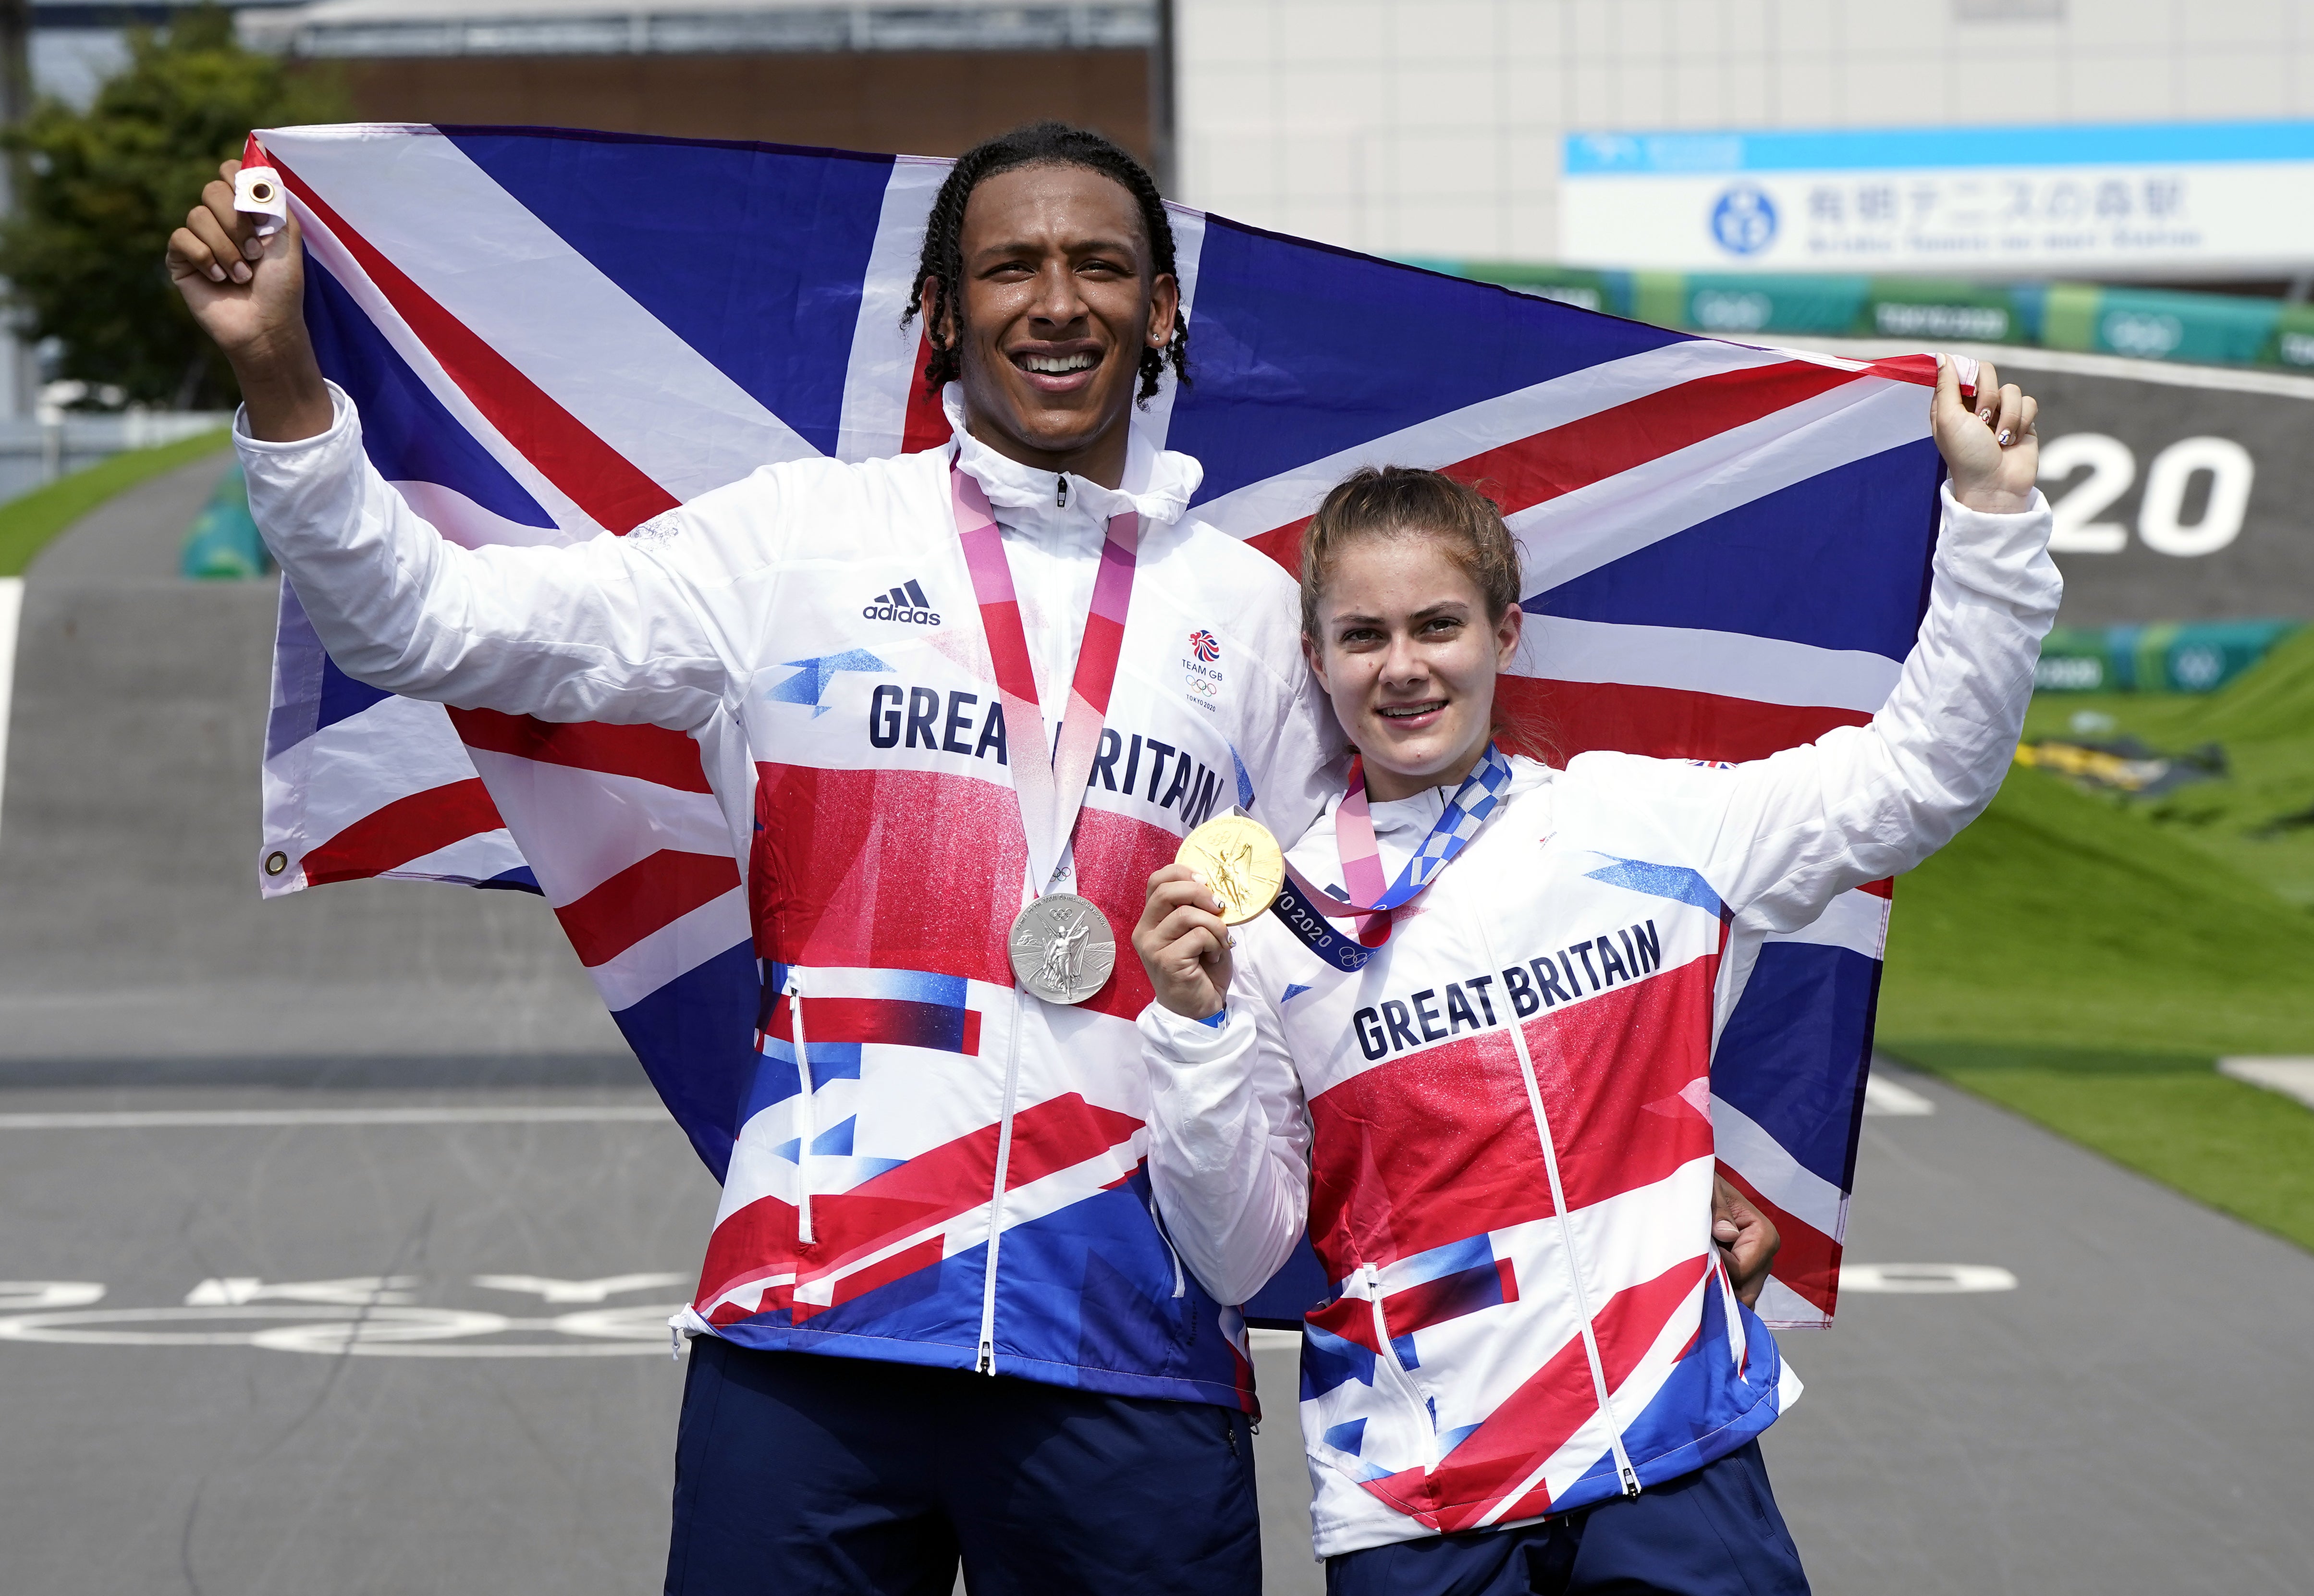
1571, 359, 2060, 932
1133, 865, 1313, 1305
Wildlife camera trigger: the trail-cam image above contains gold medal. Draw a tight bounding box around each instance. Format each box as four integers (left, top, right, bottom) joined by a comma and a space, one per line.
1176, 814, 1285, 925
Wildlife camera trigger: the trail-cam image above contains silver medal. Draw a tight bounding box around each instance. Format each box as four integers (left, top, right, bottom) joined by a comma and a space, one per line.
1007, 892, 1116, 1005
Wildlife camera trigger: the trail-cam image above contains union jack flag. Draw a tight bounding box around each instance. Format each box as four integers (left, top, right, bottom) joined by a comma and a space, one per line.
253, 123, 1958, 1330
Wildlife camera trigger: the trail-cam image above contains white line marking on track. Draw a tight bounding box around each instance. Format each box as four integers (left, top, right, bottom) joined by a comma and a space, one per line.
1863, 1077, 1937, 1116
0, 574, 22, 851
0, 1105, 669, 1130
1840, 1263, 2018, 1294
2217, 1057, 2314, 1112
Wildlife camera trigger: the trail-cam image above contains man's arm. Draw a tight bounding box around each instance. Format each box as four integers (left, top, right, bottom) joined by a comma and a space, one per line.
169, 160, 734, 730
167, 159, 332, 442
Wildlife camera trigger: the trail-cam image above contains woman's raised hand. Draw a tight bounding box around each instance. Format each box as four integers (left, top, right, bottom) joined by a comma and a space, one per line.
1132, 863, 1233, 1021
1931, 355, 2039, 516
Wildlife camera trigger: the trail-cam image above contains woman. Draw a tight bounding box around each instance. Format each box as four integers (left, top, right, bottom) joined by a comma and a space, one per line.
1130, 358, 2055, 1593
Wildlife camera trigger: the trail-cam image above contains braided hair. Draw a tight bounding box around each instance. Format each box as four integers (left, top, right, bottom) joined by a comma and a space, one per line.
903, 121, 1190, 404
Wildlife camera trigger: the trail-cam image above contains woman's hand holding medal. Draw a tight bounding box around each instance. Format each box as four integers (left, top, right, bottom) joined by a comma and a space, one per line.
1135, 816, 1286, 1020
1134, 864, 1235, 1020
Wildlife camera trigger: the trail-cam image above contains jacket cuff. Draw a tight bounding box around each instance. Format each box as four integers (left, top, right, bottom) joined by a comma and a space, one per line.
233, 379, 357, 455
1139, 1000, 1243, 1063
1934, 481, 2061, 615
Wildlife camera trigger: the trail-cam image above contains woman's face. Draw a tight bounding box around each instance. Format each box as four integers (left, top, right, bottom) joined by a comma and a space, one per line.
1305, 531, 1523, 802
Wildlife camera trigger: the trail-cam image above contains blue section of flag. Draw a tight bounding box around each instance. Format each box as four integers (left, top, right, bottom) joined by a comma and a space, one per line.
444, 129, 893, 459
313, 650, 392, 736
1713, 940, 1881, 1190
1540, 441, 1943, 662
475, 866, 541, 894
1172, 218, 1688, 508
303, 256, 556, 530
609, 938, 762, 1183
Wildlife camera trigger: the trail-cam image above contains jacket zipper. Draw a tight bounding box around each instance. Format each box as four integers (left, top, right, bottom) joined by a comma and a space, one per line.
1150, 1202, 1187, 1298
1361, 1263, 1440, 1470
787, 967, 815, 1246
976, 986, 1029, 1373
1472, 919, 1642, 1499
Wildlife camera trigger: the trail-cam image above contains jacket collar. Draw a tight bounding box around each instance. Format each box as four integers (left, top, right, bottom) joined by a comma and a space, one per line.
943, 383, 1200, 538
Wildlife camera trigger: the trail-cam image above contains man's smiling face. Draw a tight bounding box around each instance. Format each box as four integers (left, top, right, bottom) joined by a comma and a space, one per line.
937, 161, 1178, 479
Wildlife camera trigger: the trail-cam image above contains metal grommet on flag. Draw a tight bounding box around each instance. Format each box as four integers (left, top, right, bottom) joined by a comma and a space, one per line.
263, 850, 288, 877
234, 133, 288, 237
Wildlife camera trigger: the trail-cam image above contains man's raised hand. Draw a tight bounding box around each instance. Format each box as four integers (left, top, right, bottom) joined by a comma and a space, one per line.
165, 158, 331, 442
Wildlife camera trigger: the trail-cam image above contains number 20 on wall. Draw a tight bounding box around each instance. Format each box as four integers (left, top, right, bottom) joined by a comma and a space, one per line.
2039, 433, 2255, 556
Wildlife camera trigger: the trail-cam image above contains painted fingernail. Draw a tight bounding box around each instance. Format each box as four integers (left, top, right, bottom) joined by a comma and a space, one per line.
1978, 407, 1994, 423
230, 261, 251, 283
1997, 429, 2013, 445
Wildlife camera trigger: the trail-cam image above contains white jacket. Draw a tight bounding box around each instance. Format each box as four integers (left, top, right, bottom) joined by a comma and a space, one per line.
1138, 486, 2057, 1553
239, 384, 1341, 1410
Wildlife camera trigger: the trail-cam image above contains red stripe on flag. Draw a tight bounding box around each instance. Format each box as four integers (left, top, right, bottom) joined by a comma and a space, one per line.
1450, 361, 1865, 518
552, 848, 739, 968
446, 707, 714, 793
299, 778, 504, 885
271, 157, 680, 533
1244, 359, 1872, 570
1856, 876, 1894, 900
1501, 675, 1869, 765
901, 330, 950, 454
1715, 1160, 1841, 1317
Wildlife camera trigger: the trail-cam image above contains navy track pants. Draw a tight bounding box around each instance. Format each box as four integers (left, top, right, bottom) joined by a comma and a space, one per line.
1325, 1441, 1811, 1596
663, 1335, 1261, 1596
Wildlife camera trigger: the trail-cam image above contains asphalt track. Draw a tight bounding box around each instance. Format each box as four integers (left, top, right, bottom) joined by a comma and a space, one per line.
4, 473, 2312, 1594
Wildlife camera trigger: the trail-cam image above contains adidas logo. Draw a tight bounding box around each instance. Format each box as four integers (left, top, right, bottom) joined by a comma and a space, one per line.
863, 578, 940, 626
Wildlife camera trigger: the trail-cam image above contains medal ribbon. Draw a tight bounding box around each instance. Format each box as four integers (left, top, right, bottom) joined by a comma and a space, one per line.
1272, 743, 1515, 969
952, 462, 1140, 899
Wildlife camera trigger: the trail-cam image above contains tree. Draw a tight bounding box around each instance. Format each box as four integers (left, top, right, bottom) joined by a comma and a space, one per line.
0, 5, 344, 407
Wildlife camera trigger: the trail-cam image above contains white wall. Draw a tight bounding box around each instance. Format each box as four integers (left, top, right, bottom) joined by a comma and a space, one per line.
1176, 0, 2314, 262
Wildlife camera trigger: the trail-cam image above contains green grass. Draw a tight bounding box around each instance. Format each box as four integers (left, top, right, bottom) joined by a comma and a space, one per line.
1878, 633, 2314, 1248
0, 426, 233, 577
1884, 1042, 2314, 1253
2020, 626, 2314, 908
1878, 758, 2314, 1055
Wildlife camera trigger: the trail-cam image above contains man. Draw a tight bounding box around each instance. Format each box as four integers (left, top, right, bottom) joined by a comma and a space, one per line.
170, 121, 1779, 1594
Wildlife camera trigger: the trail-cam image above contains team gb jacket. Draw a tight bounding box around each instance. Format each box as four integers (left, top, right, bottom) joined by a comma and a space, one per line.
239, 383, 1338, 1411
1139, 485, 2057, 1552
